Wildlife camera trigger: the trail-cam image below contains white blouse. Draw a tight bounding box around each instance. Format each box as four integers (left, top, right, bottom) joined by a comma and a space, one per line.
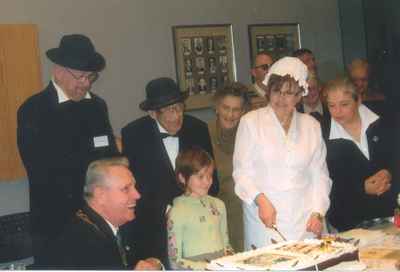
329, 104, 379, 160
233, 106, 332, 246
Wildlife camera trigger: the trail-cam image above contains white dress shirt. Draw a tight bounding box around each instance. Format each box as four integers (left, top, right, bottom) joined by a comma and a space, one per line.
303, 100, 323, 115
52, 78, 91, 103
233, 106, 332, 249
156, 121, 179, 170
105, 218, 118, 236
253, 83, 266, 97
329, 104, 379, 160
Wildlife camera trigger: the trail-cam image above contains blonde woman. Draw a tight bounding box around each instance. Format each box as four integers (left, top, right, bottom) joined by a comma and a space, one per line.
321, 77, 397, 231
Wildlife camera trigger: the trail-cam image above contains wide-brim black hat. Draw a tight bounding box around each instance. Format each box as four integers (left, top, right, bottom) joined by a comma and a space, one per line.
46, 34, 105, 72
140, 77, 189, 111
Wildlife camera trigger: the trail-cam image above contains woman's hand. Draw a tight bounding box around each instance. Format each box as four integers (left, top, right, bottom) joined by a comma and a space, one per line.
306, 213, 323, 237
255, 193, 276, 228
365, 169, 392, 196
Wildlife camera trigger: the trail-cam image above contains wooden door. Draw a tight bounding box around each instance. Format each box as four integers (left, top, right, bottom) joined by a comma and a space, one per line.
0, 24, 42, 180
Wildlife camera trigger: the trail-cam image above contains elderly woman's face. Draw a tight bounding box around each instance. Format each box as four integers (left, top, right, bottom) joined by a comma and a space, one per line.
269, 82, 302, 114
216, 95, 244, 129
327, 89, 360, 126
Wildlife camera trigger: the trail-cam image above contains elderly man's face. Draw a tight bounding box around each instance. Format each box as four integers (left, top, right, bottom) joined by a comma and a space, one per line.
150, 102, 184, 135
303, 79, 321, 106
252, 54, 273, 84
350, 67, 369, 95
299, 53, 317, 73
99, 166, 141, 227
54, 66, 98, 101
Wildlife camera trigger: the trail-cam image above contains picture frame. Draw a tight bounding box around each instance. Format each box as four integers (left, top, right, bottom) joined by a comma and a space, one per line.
248, 23, 301, 71
172, 24, 236, 110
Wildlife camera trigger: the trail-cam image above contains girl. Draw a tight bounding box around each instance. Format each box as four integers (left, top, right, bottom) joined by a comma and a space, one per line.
167, 146, 233, 270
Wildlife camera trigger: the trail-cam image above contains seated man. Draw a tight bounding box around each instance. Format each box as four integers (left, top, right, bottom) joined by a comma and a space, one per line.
38, 157, 162, 270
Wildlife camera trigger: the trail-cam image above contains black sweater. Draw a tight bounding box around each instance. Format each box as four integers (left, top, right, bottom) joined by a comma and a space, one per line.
321, 115, 399, 231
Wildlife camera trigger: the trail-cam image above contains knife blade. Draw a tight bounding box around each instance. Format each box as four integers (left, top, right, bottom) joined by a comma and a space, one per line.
271, 224, 287, 241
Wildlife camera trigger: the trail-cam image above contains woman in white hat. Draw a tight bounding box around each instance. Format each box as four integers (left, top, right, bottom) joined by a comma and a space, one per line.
233, 57, 332, 249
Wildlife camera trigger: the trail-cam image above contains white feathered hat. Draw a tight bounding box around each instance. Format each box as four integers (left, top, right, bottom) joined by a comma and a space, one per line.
262, 56, 309, 96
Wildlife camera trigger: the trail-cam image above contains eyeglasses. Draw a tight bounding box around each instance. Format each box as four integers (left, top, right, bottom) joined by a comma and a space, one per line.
65, 68, 99, 83
271, 89, 303, 98
159, 103, 185, 114
254, 64, 270, 71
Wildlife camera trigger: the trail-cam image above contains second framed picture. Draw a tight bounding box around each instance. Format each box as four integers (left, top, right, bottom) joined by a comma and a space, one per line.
248, 23, 301, 65
172, 24, 236, 110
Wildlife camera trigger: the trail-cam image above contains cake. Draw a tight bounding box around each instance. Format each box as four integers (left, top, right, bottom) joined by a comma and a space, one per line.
359, 247, 400, 270
207, 238, 358, 270
338, 228, 386, 248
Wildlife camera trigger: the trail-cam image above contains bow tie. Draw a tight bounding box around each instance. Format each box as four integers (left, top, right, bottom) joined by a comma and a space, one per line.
160, 132, 178, 139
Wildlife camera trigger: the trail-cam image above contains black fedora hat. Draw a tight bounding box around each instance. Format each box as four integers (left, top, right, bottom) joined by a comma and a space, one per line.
140, 77, 188, 111
46, 34, 105, 72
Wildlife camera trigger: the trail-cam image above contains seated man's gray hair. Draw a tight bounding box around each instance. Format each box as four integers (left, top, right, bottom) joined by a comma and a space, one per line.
83, 157, 129, 201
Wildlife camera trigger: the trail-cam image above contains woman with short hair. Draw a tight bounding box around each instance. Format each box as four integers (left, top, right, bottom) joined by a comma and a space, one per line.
208, 82, 250, 252
321, 77, 398, 231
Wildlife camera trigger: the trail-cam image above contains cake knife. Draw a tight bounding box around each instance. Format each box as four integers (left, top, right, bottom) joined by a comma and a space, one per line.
271, 224, 287, 241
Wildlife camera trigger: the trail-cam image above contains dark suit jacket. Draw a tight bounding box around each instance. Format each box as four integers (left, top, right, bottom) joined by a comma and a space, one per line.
320, 116, 399, 231
297, 102, 330, 123
121, 115, 219, 266
39, 204, 136, 270
17, 82, 118, 248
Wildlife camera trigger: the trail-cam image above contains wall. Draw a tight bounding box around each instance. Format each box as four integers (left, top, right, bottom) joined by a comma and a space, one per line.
337, 0, 367, 67
0, 0, 344, 209
0, 0, 343, 133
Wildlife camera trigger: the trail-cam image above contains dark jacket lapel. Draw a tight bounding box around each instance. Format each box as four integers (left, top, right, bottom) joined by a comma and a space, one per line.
81, 204, 116, 242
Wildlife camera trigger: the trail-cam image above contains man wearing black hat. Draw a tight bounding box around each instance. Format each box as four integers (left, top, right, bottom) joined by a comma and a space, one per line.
121, 77, 219, 267
17, 34, 119, 264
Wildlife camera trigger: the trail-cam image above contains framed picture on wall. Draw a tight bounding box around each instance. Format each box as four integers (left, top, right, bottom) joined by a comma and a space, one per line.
248, 23, 301, 70
172, 24, 236, 110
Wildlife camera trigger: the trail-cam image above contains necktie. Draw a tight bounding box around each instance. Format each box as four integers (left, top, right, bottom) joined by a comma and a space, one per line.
160, 132, 178, 139
116, 230, 128, 267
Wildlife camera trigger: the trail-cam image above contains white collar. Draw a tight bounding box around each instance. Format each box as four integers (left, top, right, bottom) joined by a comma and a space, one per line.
303, 100, 323, 115
52, 78, 91, 103
267, 106, 298, 142
329, 104, 379, 140
104, 218, 118, 236
155, 119, 168, 134
253, 83, 266, 97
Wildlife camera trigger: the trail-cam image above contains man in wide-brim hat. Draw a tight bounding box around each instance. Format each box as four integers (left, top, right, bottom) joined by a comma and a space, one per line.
120, 77, 219, 268
17, 34, 119, 266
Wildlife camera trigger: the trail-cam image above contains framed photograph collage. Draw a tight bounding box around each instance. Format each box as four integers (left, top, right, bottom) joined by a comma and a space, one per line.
172, 24, 235, 110
248, 23, 301, 66
172, 23, 301, 110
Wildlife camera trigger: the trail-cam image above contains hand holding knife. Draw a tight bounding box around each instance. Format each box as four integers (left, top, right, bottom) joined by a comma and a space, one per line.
271, 224, 287, 241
